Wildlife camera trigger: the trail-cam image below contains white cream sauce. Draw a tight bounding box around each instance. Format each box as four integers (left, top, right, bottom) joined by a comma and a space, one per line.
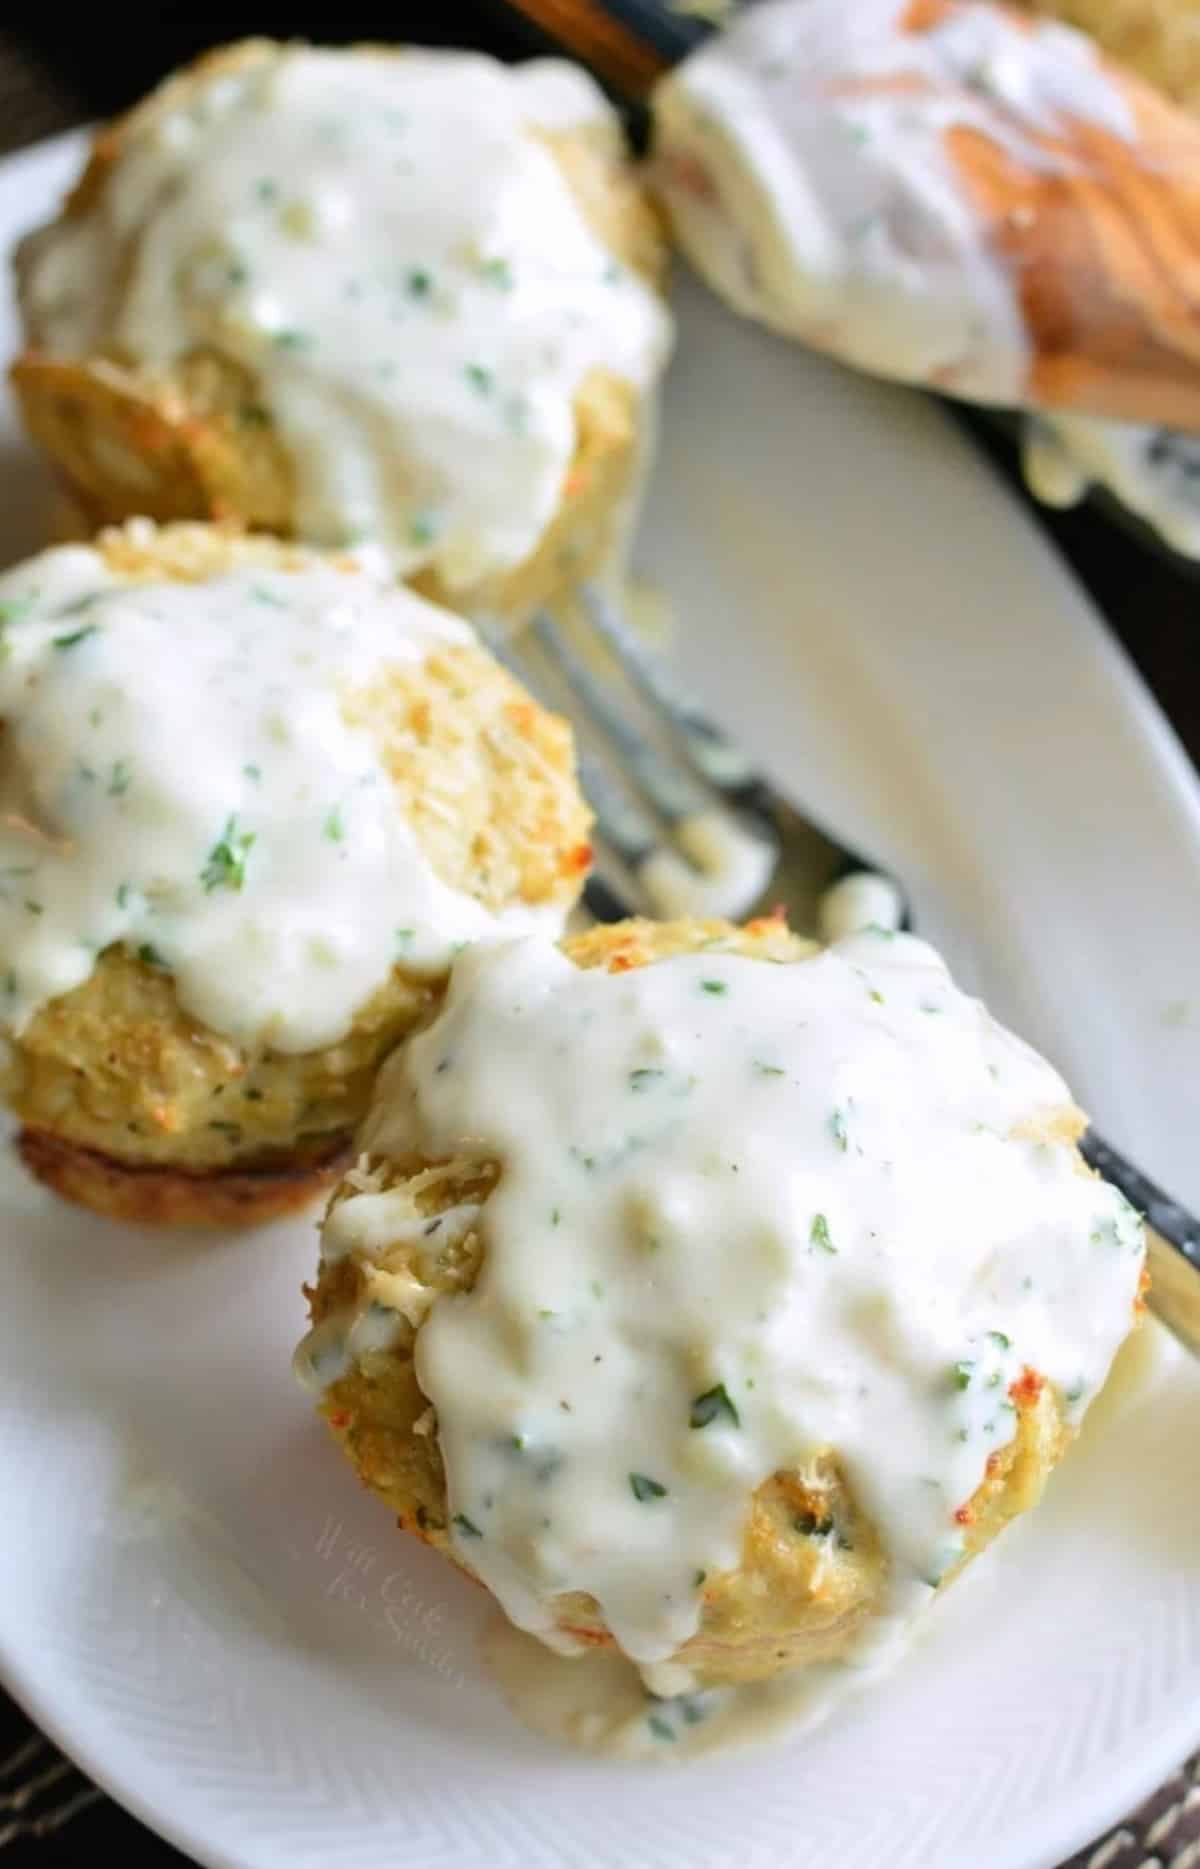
23, 46, 670, 583
483, 1594, 915, 1761
640, 808, 777, 920
329, 928, 1143, 1719
818, 871, 906, 944
653, 0, 1134, 402
0, 541, 558, 1052
1023, 413, 1200, 559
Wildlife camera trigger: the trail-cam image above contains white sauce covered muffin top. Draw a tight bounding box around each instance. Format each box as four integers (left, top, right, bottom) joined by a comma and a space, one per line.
0, 539, 559, 1053
333, 928, 1144, 1668
653, 0, 1134, 402
24, 45, 671, 582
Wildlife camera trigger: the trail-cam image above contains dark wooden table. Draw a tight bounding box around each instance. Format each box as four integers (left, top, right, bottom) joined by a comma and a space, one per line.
0, 15, 1196, 1868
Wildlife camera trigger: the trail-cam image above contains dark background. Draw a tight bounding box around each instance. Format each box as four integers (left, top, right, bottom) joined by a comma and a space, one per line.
0, 10, 1196, 1867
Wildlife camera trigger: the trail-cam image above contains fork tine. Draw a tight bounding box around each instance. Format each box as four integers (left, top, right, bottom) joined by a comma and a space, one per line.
476, 613, 662, 871
579, 584, 774, 817
0, 1737, 46, 1784
0, 1758, 75, 1814
579, 584, 912, 932
530, 611, 707, 823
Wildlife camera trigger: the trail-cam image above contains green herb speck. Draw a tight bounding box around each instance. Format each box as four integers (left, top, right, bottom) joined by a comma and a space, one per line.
53, 623, 99, 651
753, 1061, 785, 1077
694, 1569, 707, 1587
272, 328, 312, 351
810, 1212, 837, 1255
481, 257, 513, 289
630, 1472, 668, 1502
138, 943, 166, 969
0, 594, 35, 627
24, 899, 42, 916
987, 1330, 1011, 1350
108, 759, 133, 796
830, 1107, 848, 1152
700, 979, 727, 997
690, 1383, 740, 1430
452, 1513, 483, 1538
244, 763, 262, 783
464, 362, 493, 394
629, 1067, 665, 1091
408, 512, 439, 547
201, 815, 255, 893
406, 268, 433, 299
647, 1714, 676, 1742
953, 1360, 974, 1391
324, 806, 345, 843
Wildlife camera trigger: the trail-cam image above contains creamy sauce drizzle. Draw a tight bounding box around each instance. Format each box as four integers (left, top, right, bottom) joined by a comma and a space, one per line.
24, 47, 670, 582
653, 0, 1133, 401
483, 1595, 914, 1761
0, 543, 557, 1051
640, 808, 777, 920
328, 927, 1142, 1743
1023, 413, 1200, 559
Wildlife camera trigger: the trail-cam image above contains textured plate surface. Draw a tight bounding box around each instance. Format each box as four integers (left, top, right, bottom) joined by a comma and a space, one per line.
0, 134, 1198, 1869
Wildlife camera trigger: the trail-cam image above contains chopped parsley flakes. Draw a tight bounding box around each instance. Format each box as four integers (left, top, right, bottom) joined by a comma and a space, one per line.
810, 1213, 837, 1255
201, 815, 255, 893
629, 1473, 668, 1502
53, 623, 99, 651
689, 1383, 740, 1430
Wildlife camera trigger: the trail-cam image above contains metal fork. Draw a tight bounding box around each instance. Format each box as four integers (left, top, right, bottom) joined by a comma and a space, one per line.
479, 583, 1200, 1357
0, 1730, 103, 1848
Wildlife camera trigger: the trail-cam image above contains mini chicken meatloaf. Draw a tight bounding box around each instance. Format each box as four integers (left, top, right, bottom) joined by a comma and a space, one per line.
297, 916, 1144, 1709
0, 521, 591, 1226
12, 40, 672, 629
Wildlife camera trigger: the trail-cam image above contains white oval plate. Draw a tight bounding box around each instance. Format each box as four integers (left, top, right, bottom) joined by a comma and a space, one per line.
0, 133, 1197, 1869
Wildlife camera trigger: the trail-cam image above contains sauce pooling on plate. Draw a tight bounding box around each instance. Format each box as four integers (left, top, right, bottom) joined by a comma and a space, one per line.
329, 929, 1144, 1743
653, 0, 1134, 402
0, 541, 556, 1053
23, 46, 670, 583
1023, 413, 1200, 559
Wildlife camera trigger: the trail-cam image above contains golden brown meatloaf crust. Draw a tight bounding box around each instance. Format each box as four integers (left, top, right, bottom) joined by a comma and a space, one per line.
18, 1127, 350, 1229
2, 522, 592, 1226
11, 41, 668, 629
302, 914, 1082, 1687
